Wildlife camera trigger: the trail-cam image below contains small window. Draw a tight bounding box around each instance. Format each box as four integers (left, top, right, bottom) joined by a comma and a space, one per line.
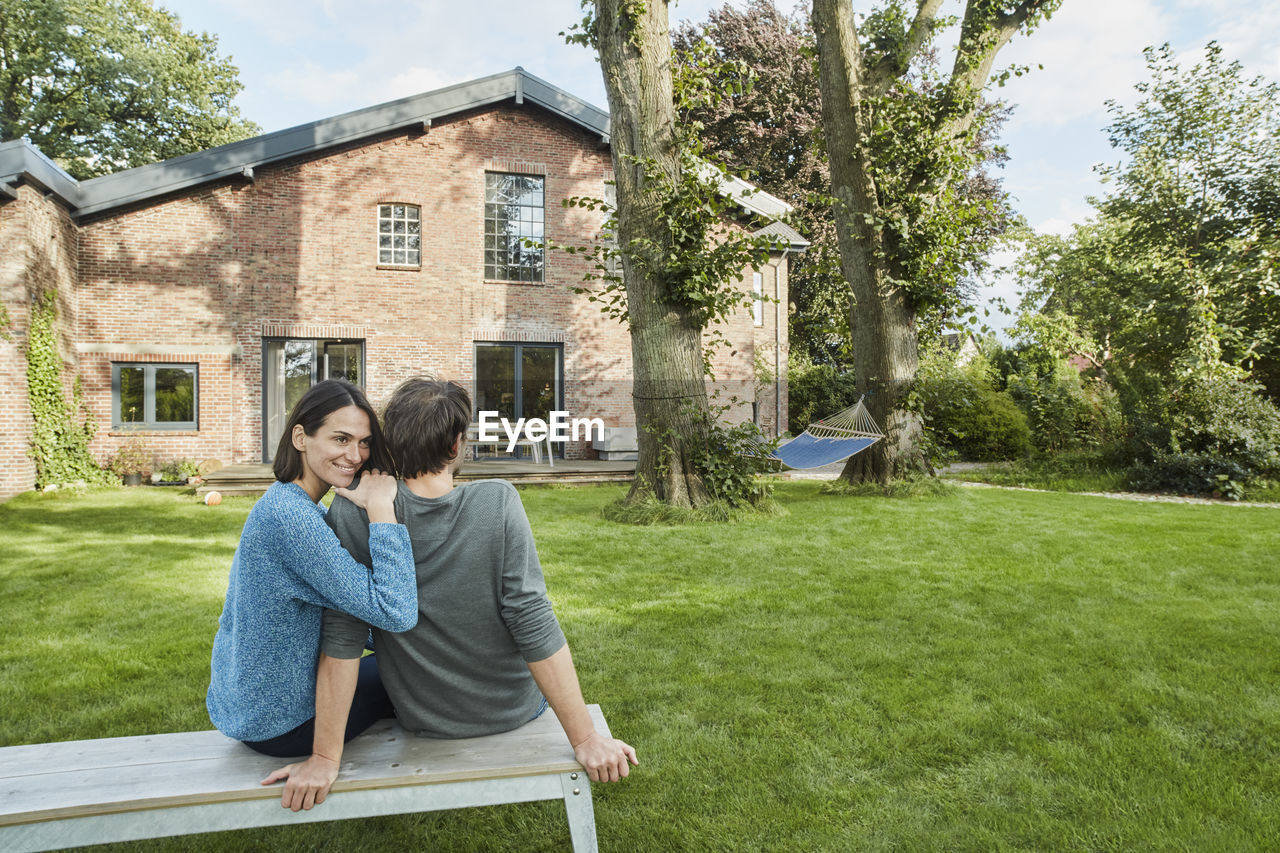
753, 271, 764, 326
378, 204, 421, 267
485, 173, 544, 282
112, 363, 197, 429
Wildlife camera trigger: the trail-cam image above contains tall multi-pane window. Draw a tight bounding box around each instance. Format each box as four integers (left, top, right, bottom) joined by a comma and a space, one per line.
484, 173, 544, 282
378, 204, 421, 267
112, 363, 197, 429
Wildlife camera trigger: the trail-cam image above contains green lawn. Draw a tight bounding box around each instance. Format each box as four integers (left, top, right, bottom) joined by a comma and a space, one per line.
2, 483, 1278, 851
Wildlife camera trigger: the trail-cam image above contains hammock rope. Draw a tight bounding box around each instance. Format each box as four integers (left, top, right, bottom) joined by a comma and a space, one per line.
771, 396, 885, 470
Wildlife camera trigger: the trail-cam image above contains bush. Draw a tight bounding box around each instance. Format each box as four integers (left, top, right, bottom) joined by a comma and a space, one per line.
1006, 363, 1125, 453
157, 459, 200, 483
690, 413, 779, 509
1127, 452, 1250, 500
787, 356, 860, 430
1123, 373, 1280, 480
1166, 376, 1280, 475
915, 350, 1032, 462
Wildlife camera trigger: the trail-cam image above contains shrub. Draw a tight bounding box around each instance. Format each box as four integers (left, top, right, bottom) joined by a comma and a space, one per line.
1166, 376, 1280, 475
1127, 452, 1250, 500
107, 434, 152, 478
915, 350, 1031, 462
157, 459, 200, 483
690, 412, 779, 509
1006, 362, 1125, 453
787, 356, 860, 431
1123, 373, 1280, 480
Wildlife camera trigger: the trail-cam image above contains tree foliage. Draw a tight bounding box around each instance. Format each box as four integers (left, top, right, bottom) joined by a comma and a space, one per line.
673, 1, 1016, 364
0, 0, 259, 178
1015, 42, 1280, 393
1012, 43, 1280, 490
809, 0, 1057, 485
673, 2, 848, 364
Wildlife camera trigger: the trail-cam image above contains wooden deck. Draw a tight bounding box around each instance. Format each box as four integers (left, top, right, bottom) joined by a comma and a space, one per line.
197, 459, 635, 497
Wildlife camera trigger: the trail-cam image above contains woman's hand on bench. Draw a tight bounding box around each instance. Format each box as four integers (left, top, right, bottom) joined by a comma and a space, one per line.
572, 730, 639, 783
261, 753, 341, 811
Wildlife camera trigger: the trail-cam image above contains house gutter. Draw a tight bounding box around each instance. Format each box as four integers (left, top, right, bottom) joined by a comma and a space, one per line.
766, 248, 791, 438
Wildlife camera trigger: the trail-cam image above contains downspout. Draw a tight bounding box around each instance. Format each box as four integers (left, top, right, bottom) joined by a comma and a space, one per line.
766, 248, 791, 438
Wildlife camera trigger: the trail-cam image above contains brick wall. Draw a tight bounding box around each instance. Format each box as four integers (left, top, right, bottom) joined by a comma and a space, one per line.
0, 185, 80, 499
2, 101, 789, 488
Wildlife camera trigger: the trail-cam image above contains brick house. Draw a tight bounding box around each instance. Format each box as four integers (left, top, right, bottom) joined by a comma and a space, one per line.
0, 69, 804, 500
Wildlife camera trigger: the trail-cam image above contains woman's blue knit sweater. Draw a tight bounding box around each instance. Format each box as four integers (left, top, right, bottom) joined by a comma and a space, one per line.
207, 481, 417, 741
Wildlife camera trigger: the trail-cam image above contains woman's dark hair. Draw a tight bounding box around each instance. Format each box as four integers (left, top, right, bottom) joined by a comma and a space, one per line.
272, 379, 392, 483
382, 378, 472, 479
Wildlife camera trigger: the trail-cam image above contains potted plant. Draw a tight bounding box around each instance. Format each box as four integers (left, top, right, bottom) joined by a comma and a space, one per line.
111, 434, 152, 486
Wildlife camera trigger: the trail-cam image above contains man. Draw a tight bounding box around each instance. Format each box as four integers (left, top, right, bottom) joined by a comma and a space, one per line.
264, 378, 637, 811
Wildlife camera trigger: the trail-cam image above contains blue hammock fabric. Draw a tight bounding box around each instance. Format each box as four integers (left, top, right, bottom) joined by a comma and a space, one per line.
772, 432, 880, 470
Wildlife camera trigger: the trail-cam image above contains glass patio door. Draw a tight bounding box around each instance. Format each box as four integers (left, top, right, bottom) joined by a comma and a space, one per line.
474, 343, 561, 458
263, 339, 364, 462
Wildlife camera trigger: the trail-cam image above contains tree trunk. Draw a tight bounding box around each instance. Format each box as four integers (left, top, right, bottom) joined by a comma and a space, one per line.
812, 0, 927, 483
596, 0, 712, 506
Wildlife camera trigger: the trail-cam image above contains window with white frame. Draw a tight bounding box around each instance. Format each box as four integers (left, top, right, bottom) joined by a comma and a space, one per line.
112, 363, 197, 429
378, 204, 421, 267
753, 271, 764, 326
485, 173, 544, 282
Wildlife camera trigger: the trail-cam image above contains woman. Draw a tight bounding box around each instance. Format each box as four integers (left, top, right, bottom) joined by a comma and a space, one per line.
207, 379, 418, 758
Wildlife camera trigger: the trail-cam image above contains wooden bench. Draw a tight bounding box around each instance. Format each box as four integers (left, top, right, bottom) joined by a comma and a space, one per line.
0, 705, 611, 852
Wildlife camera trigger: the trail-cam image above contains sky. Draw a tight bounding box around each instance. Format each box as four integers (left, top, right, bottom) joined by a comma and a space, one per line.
158, 0, 1280, 329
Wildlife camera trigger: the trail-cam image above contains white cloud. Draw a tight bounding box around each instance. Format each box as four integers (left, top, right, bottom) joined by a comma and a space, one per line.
995, 0, 1178, 127
1179, 0, 1280, 82
1032, 216, 1080, 238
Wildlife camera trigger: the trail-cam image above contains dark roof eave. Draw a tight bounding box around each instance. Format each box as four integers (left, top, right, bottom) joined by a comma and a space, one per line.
73, 68, 611, 217
0, 139, 82, 206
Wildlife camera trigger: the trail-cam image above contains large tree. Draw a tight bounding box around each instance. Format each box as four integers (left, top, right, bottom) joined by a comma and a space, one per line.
577, 0, 777, 508
0, 0, 258, 179
1016, 42, 1280, 397
811, 0, 1059, 483
673, 0, 1018, 368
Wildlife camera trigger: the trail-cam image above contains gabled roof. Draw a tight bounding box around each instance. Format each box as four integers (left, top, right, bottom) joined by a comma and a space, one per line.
0, 67, 796, 225
752, 220, 810, 251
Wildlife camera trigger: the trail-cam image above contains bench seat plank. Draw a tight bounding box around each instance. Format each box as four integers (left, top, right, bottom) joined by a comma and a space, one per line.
0, 705, 609, 828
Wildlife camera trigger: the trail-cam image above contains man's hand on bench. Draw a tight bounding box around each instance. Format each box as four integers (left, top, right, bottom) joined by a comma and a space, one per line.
261, 753, 340, 811
572, 730, 639, 783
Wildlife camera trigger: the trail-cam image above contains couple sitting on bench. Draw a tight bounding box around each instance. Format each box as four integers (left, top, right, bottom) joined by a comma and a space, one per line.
206, 378, 636, 812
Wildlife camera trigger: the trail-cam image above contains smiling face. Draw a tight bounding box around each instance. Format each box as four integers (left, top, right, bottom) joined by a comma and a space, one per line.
290, 404, 373, 501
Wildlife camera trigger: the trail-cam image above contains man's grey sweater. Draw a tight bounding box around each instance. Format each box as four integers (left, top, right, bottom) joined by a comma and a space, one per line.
322, 478, 566, 738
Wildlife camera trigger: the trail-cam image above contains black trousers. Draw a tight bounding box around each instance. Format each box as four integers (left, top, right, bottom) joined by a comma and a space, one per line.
241, 655, 395, 758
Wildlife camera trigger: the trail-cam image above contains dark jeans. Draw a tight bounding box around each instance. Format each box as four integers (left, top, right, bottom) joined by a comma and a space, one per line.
241, 655, 395, 758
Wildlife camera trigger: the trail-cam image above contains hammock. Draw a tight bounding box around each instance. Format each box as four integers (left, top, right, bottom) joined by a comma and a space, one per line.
772, 397, 884, 469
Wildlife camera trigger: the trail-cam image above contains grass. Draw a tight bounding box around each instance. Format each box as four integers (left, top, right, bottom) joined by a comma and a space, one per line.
2, 482, 1279, 850
939, 452, 1131, 495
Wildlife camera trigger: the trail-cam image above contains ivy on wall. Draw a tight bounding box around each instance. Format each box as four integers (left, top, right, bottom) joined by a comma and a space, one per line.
26, 291, 111, 486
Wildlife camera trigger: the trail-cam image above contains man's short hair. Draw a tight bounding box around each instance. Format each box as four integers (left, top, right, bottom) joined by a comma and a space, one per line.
383, 378, 472, 478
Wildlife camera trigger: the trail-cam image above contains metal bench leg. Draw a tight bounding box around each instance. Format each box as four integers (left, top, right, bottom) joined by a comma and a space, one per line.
560, 772, 597, 853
